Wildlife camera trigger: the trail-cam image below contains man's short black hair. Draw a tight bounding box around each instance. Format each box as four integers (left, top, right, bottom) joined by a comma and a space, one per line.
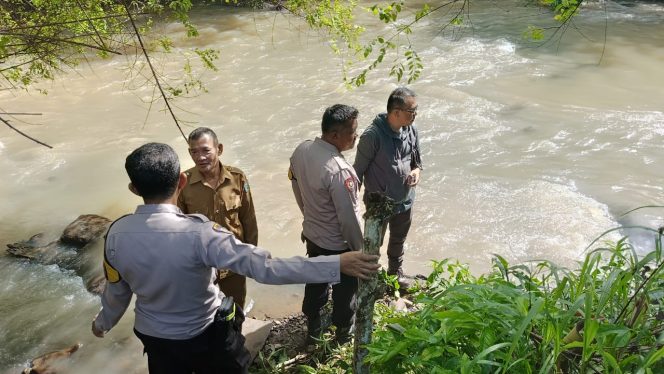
125, 142, 180, 200
387, 87, 417, 112
321, 104, 358, 134
188, 127, 219, 145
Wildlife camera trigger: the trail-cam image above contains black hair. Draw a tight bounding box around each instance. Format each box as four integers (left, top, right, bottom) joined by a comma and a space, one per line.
188, 127, 219, 145
387, 87, 417, 112
321, 104, 359, 134
125, 142, 180, 200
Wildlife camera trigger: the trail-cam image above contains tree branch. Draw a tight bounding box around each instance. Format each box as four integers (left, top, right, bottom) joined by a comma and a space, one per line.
0, 115, 52, 148
123, 3, 187, 142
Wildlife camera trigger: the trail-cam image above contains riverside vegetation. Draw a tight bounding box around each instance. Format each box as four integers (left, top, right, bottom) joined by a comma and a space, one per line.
255, 212, 664, 373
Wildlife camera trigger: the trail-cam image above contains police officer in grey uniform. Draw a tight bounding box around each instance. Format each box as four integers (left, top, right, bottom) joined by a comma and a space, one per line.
91, 142, 379, 374
288, 104, 363, 343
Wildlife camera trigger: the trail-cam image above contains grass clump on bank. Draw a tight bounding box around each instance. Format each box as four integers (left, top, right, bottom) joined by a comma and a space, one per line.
256, 225, 664, 373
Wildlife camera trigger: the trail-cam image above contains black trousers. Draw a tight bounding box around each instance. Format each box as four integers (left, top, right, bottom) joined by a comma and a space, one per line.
301, 239, 358, 328
382, 208, 413, 271
134, 310, 250, 374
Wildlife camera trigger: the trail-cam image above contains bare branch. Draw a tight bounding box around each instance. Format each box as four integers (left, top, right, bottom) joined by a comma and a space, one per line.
0, 115, 52, 148
123, 3, 187, 142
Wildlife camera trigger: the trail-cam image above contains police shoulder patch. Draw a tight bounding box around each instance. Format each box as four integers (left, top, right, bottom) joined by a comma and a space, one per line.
103, 258, 121, 283
344, 176, 355, 192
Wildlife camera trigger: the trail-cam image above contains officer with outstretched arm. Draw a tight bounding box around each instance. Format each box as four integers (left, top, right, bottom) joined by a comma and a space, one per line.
91, 142, 379, 374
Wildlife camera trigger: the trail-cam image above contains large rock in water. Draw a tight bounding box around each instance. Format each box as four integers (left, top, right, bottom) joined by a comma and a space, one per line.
60, 215, 111, 246
6, 214, 111, 295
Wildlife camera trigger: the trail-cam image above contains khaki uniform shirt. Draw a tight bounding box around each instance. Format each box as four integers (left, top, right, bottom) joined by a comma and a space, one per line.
177, 163, 258, 246
94, 204, 340, 340
289, 137, 363, 252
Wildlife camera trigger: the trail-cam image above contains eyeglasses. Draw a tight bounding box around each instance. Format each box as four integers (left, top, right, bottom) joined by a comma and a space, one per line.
399, 107, 418, 115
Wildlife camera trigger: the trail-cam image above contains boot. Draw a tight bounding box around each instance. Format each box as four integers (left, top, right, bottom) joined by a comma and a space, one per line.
387, 259, 413, 292
305, 316, 322, 346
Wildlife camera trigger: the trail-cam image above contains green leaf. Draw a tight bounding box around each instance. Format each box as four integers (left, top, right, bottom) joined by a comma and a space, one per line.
644, 345, 664, 368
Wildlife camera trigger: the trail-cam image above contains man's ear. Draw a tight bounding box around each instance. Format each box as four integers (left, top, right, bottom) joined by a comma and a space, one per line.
128, 183, 140, 196
217, 143, 224, 156
177, 172, 188, 191
179, 172, 188, 188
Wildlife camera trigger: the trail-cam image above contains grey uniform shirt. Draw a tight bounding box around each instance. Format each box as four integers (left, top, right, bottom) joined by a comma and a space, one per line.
94, 204, 341, 340
289, 137, 363, 252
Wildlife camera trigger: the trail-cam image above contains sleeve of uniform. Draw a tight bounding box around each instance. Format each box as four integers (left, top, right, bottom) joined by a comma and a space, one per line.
239, 174, 258, 246
329, 169, 364, 251
197, 223, 341, 284
289, 162, 305, 215
411, 125, 423, 170
94, 279, 132, 332
353, 128, 377, 186
93, 246, 133, 332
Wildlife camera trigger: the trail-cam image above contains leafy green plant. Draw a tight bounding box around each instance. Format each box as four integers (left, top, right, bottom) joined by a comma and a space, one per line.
363, 225, 664, 373
254, 208, 664, 373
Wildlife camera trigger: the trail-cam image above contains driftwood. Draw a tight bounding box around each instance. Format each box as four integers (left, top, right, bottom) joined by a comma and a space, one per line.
21, 344, 80, 374
353, 192, 395, 374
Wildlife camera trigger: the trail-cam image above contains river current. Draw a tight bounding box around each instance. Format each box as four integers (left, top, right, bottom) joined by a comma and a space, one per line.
1, 1, 663, 372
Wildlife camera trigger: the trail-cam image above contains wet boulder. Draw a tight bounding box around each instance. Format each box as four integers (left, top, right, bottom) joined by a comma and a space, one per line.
6, 214, 111, 295
60, 215, 111, 247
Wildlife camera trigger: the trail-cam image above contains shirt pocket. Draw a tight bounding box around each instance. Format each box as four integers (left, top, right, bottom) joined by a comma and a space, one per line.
222, 191, 243, 228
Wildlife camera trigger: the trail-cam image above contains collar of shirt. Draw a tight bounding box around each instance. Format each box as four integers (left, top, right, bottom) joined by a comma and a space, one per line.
314, 137, 342, 156
187, 161, 232, 187
135, 204, 182, 214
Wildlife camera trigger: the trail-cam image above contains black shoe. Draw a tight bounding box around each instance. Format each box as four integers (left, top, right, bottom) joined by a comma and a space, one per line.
388, 268, 414, 292
335, 326, 352, 345
306, 316, 322, 345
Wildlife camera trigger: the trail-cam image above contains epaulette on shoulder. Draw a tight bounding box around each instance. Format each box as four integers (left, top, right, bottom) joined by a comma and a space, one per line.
225, 165, 246, 176
186, 213, 209, 223
331, 155, 352, 172
183, 165, 197, 176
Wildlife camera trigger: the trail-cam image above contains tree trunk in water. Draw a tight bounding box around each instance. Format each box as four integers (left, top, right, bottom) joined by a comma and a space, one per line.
353, 192, 394, 374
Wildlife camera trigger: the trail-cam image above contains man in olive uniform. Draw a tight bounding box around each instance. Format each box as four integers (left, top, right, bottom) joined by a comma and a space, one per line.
91, 142, 379, 374
289, 104, 363, 343
177, 127, 255, 308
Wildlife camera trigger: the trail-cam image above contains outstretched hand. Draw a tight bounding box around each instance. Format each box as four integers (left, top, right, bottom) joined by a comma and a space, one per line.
339, 252, 380, 280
